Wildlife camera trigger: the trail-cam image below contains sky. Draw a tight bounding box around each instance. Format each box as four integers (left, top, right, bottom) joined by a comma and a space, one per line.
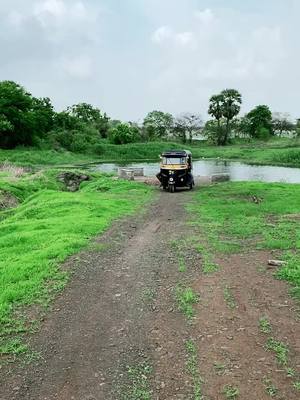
0, 0, 299, 122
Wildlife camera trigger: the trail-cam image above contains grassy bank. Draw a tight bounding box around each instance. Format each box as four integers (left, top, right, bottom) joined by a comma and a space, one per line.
1, 137, 300, 167
188, 182, 300, 297
0, 168, 152, 356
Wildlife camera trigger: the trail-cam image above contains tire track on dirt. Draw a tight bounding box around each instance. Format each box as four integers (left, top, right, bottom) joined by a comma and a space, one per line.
0, 190, 197, 400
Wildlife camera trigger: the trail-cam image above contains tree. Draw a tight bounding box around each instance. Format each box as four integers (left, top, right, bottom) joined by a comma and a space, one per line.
108, 123, 139, 144
296, 119, 300, 137
272, 112, 294, 136
31, 97, 54, 137
220, 89, 242, 144
208, 89, 242, 145
174, 113, 203, 144
208, 94, 223, 140
143, 111, 173, 140
243, 105, 273, 139
202, 119, 227, 145
67, 103, 110, 138
0, 81, 34, 148
53, 111, 80, 131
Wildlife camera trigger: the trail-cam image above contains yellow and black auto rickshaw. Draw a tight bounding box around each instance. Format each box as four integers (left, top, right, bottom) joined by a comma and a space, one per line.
156, 150, 195, 193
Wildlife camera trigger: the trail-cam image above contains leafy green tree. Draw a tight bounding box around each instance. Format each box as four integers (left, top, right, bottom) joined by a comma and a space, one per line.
0, 115, 13, 134
174, 113, 203, 144
243, 105, 273, 139
143, 110, 173, 140
208, 94, 223, 140
208, 89, 242, 145
0, 81, 34, 148
220, 89, 242, 144
67, 103, 110, 138
108, 123, 139, 144
296, 119, 300, 137
53, 111, 81, 131
31, 97, 54, 137
203, 119, 227, 145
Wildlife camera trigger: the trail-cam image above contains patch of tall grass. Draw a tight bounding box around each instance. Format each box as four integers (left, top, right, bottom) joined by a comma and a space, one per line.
0, 170, 152, 354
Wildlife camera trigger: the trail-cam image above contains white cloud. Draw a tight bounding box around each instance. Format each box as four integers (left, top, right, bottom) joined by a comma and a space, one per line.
33, 0, 66, 25
175, 32, 196, 48
195, 8, 215, 25
1, 0, 300, 120
151, 26, 173, 43
152, 26, 196, 49
60, 55, 93, 79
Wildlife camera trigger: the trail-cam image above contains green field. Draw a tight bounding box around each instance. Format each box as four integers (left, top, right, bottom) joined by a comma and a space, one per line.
1, 137, 300, 167
0, 168, 152, 355
188, 182, 300, 297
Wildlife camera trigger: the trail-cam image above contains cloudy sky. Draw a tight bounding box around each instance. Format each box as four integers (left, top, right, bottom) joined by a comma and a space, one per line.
0, 0, 299, 121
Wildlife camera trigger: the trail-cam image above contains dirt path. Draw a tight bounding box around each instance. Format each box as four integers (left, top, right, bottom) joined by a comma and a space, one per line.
1, 188, 299, 399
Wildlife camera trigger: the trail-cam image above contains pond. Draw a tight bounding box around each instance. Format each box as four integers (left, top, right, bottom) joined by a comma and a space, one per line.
92, 159, 300, 184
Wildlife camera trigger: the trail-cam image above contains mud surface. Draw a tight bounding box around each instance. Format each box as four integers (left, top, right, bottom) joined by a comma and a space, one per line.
1, 188, 299, 400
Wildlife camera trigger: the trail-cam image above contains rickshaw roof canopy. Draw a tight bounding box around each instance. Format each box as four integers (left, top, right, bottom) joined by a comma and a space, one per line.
161, 150, 192, 157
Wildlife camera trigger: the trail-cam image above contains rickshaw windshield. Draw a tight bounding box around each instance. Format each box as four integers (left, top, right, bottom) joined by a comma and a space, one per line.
162, 157, 186, 165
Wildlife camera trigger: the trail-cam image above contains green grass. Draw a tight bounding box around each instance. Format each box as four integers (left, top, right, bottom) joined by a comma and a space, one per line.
0, 169, 152, 355
1, 137, 300, 167
266, 338, 289, 366
188, 182, 300, 296
185, 340, 203, 400
259, 317, 272, 334
223, 286, 236, 309
263, 378, 278, 397
214, 362, 226, 376
293, 381, 300, 391
196, 244, 219, 274
178, 256, 187, 273
0, 148, 94, 166
176, 285, 199, 319
0, 338, 28, 355
121, 362, 152, 400
222, 385, 239, 399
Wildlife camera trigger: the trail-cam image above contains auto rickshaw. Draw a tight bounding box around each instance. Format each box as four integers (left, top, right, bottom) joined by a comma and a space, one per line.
156, 150, 195, 193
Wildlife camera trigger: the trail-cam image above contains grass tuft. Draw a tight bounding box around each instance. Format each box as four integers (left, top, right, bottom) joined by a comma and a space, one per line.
176, 285, 199, 319
185, 340, 203, 400
266, 338, 289, 366
222, 384, 239, 399
122, 362, 152, 400
223, 286, 236, 309
259, 317, 272, 334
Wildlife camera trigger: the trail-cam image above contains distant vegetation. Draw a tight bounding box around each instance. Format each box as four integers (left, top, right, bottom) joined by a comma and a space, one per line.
1, 80, 300, 157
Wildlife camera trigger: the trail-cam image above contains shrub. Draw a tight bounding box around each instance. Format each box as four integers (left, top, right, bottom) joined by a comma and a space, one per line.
108, 123, 140, 144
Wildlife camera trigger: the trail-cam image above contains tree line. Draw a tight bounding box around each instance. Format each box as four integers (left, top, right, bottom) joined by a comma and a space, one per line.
0, 81, 299, 152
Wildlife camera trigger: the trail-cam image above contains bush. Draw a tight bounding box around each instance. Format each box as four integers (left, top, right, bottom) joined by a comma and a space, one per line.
49, 124, 101, 153
108, 123, 140, 144
257, 127, 271, 141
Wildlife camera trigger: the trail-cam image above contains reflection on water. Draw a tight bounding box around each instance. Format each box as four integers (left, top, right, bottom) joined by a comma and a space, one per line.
93, 160, 300, 184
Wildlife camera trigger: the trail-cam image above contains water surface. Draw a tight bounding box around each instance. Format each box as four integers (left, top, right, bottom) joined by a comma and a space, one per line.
93, 160, 300, 184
